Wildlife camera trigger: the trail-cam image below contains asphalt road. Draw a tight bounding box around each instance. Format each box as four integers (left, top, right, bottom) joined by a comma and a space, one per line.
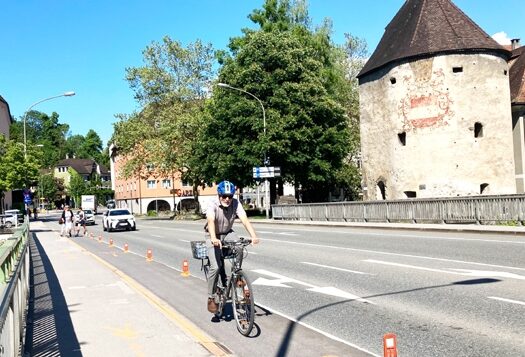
41, 214, 525, 357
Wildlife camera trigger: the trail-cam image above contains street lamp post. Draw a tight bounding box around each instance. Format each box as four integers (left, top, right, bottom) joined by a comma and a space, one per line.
217, 83, 270, 219
23, 91, 75, 216
23, 91, 75, 159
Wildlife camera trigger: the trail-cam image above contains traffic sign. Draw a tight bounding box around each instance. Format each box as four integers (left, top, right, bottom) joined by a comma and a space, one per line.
24, 196, 32, 204
253, 166, 281, 178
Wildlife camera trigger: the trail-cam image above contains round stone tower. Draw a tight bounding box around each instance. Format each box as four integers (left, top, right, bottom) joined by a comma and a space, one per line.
357, 0, 516, 200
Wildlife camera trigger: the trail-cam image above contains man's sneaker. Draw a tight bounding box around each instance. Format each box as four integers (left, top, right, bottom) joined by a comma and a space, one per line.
207, 297, 218, 313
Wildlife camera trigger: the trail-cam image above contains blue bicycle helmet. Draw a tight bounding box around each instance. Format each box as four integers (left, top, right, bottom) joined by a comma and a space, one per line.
217, 180, 236, 196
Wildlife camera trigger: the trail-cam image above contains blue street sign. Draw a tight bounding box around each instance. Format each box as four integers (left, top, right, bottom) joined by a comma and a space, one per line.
24, 196, 32, 204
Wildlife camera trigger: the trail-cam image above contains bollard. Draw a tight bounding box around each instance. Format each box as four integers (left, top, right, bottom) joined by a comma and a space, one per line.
383, 333, 398, 357
124, 243, 129, 253
98, 235, 102, 243
146, 248, 153, 262
89, 232, 94, 239
109, 238, 113, 247
181, 259, 190, 277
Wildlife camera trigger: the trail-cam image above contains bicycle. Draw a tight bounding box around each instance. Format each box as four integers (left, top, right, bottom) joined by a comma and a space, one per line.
192, 237, 255, 336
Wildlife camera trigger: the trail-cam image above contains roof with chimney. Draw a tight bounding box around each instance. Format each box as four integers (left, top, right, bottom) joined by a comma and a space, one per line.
510, 45, 525, 105
358, 0, 510, 79
57, 158, 109, 175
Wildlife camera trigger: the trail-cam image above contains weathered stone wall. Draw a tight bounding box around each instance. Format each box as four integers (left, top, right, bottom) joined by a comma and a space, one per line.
359, 53, 516, 200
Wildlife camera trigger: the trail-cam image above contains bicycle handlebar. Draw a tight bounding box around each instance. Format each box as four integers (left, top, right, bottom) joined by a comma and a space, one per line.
222, 237, 252, 247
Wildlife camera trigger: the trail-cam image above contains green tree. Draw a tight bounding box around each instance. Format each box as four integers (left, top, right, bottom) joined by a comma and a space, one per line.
38, 173, 57, 208
113, 36, 215, 188
68, 169, 86, 208
197, 0, 357, 201
0, 135, 41, 212
11, 111, 70, 168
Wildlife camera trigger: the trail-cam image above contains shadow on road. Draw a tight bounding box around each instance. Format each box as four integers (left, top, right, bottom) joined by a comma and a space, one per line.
275, 277, 501, 357
24, 234, 82, 357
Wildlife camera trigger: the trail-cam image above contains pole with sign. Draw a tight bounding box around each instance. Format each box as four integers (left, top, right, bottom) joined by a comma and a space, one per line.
253, 167, 280, 219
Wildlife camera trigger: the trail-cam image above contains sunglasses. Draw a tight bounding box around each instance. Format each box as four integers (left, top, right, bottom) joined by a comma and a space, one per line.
220, 195, 233, 199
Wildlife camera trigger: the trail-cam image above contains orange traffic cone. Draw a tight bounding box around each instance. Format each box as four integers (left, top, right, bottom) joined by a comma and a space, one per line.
124, 243, 129, 253
181, 259, 190, 277
383, 333, 398, 357
146, 248, 153, 262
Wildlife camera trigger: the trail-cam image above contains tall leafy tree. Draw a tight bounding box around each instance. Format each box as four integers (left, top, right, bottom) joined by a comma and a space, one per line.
10, 111, 70, 168
197, 0, 357, 201
0, 135, 40, 210
68, 169, 86, 208
112, 36, 215, 187
37, 173, 57, 208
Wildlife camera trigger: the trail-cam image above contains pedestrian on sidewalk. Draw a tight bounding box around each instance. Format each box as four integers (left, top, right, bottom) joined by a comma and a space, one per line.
75, 207, 86, 236
61, 205, 74, 237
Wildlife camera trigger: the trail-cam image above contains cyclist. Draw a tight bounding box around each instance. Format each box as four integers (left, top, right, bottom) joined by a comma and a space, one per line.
205, 180, 259, 314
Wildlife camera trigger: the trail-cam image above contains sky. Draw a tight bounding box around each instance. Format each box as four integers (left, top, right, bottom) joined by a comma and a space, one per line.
1, 0, 523, 147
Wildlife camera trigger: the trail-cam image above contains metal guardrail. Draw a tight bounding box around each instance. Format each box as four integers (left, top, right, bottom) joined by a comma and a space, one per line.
0, 222, 30, 357
272, 194, 525, 224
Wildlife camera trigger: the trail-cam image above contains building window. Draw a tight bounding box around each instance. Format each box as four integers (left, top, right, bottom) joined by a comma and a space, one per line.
504, 70, 508, 76
58, 167, 67, 173
480, 183, 489, 194
162, 179, 172, 188
390, 77, 396, 84
398, 132, 406, 146
474, 122, 483, 138
147, 180, 156, 189
181, 180, 191, 187
452, 66, 463, 73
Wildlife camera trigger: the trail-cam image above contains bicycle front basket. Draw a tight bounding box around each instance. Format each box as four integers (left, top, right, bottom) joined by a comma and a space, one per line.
191, 240, 208, 259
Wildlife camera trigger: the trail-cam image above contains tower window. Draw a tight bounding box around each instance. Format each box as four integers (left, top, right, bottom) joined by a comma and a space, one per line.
404, 191, 417, 198
474, 122, 483, 138
398, 132, 406, 146
480, 183, 489, 194
453, 66, 463, 73
390, 77, 396, 84
504, 70, 508, 76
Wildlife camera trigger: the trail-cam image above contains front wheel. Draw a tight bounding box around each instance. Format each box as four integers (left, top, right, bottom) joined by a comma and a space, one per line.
232, 271, 255, 336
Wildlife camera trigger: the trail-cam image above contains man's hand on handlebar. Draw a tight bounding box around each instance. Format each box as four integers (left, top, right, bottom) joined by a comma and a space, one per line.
251, 237, 260, 245
211, 237, 222, 248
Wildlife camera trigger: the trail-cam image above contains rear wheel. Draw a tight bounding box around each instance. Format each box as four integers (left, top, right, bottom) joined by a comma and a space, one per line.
232, 272, 255, 336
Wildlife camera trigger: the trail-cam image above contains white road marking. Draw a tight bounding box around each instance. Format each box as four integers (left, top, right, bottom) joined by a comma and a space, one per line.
307, 287, 373, 303
151, 234, 163, 238
450, 269, 525, 280
251, 277, 292, 288
364, 259, 463, 275
262, 238, 525, 272
252, 269, 373, 304
180, 239, 191, 243
365, 260, 525, 281
488, 296, 525, 306
301, 262, 373, 275
278, 232, 299, 236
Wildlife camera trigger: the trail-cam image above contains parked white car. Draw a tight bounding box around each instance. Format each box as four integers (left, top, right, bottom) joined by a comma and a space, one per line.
102, 208, 136, 232
75, 209, 96, 225
5, 209, 24, 223
0, 214, 16, 228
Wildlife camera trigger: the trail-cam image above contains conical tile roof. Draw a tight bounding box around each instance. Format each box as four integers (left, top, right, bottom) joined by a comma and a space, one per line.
358, 0, 509, 78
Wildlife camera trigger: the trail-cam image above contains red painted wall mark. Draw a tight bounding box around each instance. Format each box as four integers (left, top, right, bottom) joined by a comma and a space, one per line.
398, 69, 454, 131
410, 95, 434, 108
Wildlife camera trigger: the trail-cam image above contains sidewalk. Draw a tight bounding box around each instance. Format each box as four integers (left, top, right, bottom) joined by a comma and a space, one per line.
24, 220, 220, 357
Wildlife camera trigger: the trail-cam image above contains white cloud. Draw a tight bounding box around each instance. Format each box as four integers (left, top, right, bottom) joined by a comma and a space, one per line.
492, 31, 511, 45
